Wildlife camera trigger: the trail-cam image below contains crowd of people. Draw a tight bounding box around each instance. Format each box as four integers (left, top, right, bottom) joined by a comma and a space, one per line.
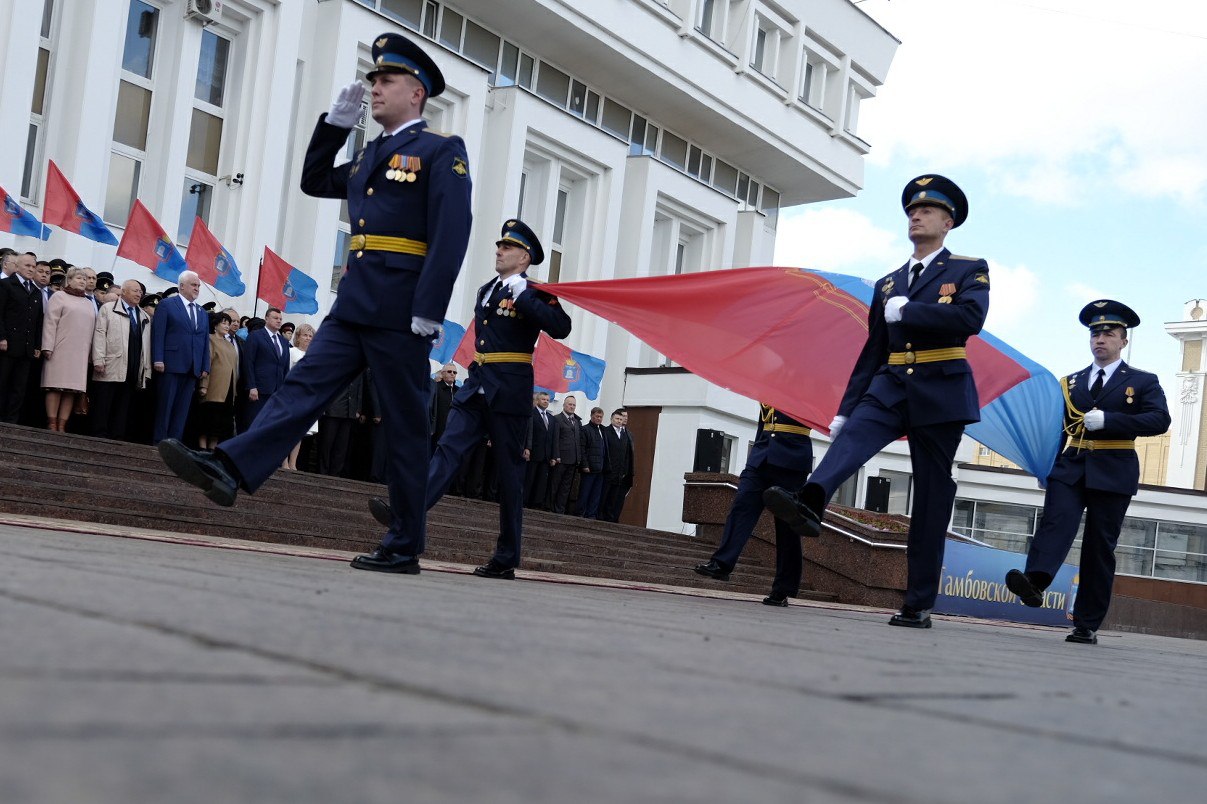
0, 248, 390, 480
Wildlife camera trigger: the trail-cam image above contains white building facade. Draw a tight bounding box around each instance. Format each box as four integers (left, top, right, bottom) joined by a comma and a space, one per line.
0, 0, 899, 531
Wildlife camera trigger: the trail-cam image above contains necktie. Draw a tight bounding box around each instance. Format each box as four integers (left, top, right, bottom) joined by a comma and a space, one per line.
128, 306, 139, 333
541, 410, 549, 429
1091, 369, 1104, 399
483, 281, 502, 307
188, 302, 197, 329
909, 263, 924, 288
273, 333, 282, 355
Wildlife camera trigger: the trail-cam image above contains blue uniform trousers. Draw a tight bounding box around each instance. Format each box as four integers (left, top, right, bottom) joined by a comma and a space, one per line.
713, 461, 810, 598
427, 392, 528, 567
1024, 475, 1131, 632
807, 395, 964, 611
577, 471, 604, 518
219, 319, 432, 555
154, 372, 197, 443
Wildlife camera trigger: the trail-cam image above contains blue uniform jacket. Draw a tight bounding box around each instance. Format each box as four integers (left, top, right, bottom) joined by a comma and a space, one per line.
458, 275, 572, 416
243, 327, 291, 395
300, 115, 472, 328
150, 295, 210, 376
748, 405, 813, 472
838, 248, 990, 427
1051, 363, 1169, 495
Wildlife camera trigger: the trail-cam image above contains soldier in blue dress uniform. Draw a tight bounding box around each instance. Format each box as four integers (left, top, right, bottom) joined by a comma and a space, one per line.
764, 174, 990, 628
694, 404, 814, 606
1006, 301, 1169, 644
158, 33, 473, 578
367, 220, 572, 578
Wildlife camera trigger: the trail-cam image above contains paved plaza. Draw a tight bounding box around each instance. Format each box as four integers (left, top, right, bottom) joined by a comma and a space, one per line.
2, 518, 1205, 803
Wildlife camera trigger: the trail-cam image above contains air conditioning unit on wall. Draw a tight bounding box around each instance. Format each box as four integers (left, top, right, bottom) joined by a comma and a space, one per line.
185, 0, 223, 25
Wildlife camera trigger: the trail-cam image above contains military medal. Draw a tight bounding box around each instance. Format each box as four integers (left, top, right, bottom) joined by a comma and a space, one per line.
406, 155, 421, 182
1126, 386, 1135, 404
938, 283, 956, 304
386, 154, 401, 181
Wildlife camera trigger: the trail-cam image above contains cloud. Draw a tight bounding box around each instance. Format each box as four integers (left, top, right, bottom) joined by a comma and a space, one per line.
983, 260, 1040, 331
858, 0, 1207, 207
1066, 281, 1110, 304
773, 207, 901, 273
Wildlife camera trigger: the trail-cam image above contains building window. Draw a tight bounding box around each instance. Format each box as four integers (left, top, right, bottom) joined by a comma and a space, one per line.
535, 63, 570, 106
438, 7, 464, 49
181, 28, 232, 243
880, 470, 913, 516
22, 0, 56, 198
548, 187, 569, 283
380, 0, 423, 28
462, 19, 500, 75
106, 0, 159, 226
751, 14, 782, 81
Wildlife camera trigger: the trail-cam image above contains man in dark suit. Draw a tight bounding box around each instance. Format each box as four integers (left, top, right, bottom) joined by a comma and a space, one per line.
158, 33, 473, 576
429, 362, 457, 451
366, 220, 572, 577
524, 390, 556, 508
151, 270, 210, 443
696, 405, 813, 606
577, 406, 608, 518
243, 306, 291, 425
601, 408, 635, 523
0, 252, 43, 423
765, 174, 990, 629
1006, 301, 1169, 644
548, 394, 582, 513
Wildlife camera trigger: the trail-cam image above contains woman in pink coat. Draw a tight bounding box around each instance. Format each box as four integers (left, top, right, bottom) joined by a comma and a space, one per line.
41, 267, 97, 431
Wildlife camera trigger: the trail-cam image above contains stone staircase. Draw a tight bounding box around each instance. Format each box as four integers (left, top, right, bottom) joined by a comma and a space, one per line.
0, 422, 834, 600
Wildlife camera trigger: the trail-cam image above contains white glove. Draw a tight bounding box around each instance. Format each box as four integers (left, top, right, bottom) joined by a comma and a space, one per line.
410, 316, 442, 337
502, 274, 528, 297
327, 82, 365, 129
884, 296, 909, 323
828, 415, 847, 439
1083, 409, 1105, 431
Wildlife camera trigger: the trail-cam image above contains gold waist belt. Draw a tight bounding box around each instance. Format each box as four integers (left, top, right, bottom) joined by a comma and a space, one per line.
1066, 439, 1136, 451
765, 423, 812, 436
473, 351, 533, 366
887, 347, 967, 365
348, 234, 427, 256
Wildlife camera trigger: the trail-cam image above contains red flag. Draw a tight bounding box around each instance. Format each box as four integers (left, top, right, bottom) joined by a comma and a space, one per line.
533, 332, 572, 393
259, 247, 291, 309
116, 200, 186, 280
452, 323, 476, 368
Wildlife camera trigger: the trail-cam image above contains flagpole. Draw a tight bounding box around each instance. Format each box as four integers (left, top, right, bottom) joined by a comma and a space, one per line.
252, 257, 263, 317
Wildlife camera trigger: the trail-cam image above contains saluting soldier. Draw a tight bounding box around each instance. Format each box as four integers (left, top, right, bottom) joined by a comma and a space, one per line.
694, 404, 814, 607
1006, 301, 1169, 644
365, 220, 572, 577
764, 174, 990, 629
158, 33, 473, 577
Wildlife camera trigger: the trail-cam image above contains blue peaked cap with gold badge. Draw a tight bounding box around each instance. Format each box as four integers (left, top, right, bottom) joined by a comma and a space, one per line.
1079, 299, 1140, 333
497, 219, 544, 266
366, 33, 445, 97
901, 174, 969, 228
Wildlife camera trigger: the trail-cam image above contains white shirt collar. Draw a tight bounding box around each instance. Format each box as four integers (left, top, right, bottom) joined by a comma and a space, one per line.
383, 118, 424, 138
908, 248, 944, 272
1090, 359, 1123, 384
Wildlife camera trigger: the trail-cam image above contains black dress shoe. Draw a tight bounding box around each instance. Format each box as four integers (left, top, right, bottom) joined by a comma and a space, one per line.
761, 486, 821, 538
888, 607, 932, 628
1005, 569, 1044, 608
157, 439, 239, 507
368, 496, 391, 527
1065, 626, 1097, 644
473, 560, 515, 580
350, 546, 421, 574
693, 560, 731, 581
762, 594, 789, 607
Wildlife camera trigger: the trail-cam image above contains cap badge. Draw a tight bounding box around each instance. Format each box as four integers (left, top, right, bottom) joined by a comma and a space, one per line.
916, 177, 933, 186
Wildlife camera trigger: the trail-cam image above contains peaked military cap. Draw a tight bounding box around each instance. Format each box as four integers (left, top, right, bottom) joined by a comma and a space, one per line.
496, 219, 544, 266
902, 174, 969, 228
1080, 299, 1140, 332
97, 271, 115, 284
366, 33, 446, 97
49, 272, 66, 286
161, 286, 179, 299
140, 293, 161, 309
201, 301, 217, 312
96, 276, 114, 293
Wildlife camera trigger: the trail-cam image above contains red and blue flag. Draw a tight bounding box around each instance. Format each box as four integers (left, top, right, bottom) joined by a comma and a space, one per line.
0, 186, 50, 240
116, 200, 187, 281
42, 161, 118, 246
185, 217, 245, 297
259, 247, 318, 314
545, 267, 1063, 481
